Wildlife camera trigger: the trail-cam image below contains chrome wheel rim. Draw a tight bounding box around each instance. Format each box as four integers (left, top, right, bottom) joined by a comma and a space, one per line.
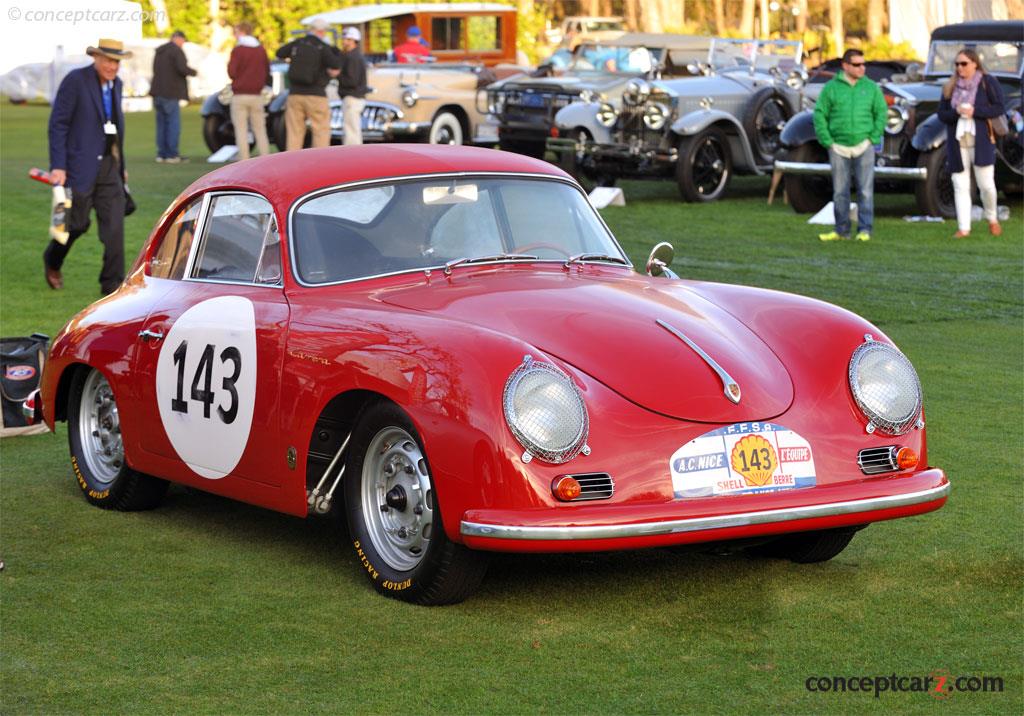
77, 370, 123, 485
360, 427, 433, 571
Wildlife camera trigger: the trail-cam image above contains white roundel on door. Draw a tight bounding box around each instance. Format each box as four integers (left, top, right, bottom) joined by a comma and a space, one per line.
155, 296, 257, 479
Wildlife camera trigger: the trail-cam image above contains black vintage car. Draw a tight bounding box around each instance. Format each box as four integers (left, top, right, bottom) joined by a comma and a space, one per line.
776, 21, 1023, 217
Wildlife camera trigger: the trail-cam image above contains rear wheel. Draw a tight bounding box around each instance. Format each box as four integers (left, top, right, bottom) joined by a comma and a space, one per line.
676, 128, 732, 202
743, 87, 791, 165
783, 143, 832, 213
67, 368, 168, 510
202, 114, 230, 153
343, 401, 488, 604
747, 527, 860, 563
916, 147, 957, 218
428, 111, 464, 145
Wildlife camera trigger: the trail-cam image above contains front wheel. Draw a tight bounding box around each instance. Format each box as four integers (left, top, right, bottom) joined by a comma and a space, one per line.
676, 129, 732, 202
428, 111, 464, 145
557, 129, 617, 192
343, 401, 488, 604
67, 368, 168, 510
746, 527, 860, 563
915, 147, 957, 218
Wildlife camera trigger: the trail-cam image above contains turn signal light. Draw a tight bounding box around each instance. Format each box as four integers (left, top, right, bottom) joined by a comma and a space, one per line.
552, 476, 581, 501
896, 447, 919, 470
550, 126, 560, 137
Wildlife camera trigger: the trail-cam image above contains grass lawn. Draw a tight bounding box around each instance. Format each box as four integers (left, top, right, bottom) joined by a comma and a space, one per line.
1, 103, 1022, 714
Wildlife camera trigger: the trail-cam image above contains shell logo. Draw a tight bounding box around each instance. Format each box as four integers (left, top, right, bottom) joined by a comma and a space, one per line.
730, 434, 777, 486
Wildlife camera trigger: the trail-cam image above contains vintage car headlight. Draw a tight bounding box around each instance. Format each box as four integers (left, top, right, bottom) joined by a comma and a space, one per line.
643, 102, 670, 130
786, 70, 807, 90
848, 339, 922, 435
885, 104, 908, 135
503, 357, 589, 464
401, 88, 419, 108
623, 79, 651, 106
579, 89, 597, 104
217, 85, 233, 105
596, 102, 618, 127
487, 91, 505, 115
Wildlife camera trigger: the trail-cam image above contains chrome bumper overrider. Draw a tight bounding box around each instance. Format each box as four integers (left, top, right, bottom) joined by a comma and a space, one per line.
460, 483, 949, 541
774, 160, 927, 180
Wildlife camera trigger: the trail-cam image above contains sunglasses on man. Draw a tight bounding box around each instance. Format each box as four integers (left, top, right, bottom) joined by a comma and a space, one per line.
846, 61, 866, 67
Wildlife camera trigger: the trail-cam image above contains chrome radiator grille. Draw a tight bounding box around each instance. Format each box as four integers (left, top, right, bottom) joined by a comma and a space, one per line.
616, 105, 666, 148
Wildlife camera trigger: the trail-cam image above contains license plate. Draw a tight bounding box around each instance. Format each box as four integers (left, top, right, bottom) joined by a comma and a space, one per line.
670, 422, 816, 498
521, 92, 547, 108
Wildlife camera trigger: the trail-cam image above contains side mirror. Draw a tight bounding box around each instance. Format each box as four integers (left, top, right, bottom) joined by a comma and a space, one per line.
646, 242, 678, 279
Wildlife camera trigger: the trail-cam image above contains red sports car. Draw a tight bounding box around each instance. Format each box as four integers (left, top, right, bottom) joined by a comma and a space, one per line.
29, 145, 948, 604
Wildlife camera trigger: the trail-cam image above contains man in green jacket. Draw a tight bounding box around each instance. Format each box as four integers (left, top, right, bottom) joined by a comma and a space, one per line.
812, 49, 888, 241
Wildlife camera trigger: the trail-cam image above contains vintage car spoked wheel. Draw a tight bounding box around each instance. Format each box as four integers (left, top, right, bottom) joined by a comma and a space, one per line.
746, 527, 861, 563
67, 368, 168, 510
783, 143, 832, 214
916, 148, 957, 218
428, 112, 464, 145
676, 129, 732, 202
344, 401, 488, 604
747, 91, 790, 165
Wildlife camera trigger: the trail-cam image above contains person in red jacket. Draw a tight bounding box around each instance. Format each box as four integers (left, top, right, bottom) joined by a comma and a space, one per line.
393, 26, 431, 63
228, 22, 271, 160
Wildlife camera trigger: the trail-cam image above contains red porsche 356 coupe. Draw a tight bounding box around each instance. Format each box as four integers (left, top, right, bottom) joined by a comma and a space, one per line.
29, 145, 948, 604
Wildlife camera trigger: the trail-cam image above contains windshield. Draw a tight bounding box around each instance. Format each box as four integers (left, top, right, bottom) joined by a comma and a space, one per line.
569, 44, 662, 73
582, 20, 624, 32
709, 38, 802, 73
926, 40, 1024, 77
292, 177, 626, 284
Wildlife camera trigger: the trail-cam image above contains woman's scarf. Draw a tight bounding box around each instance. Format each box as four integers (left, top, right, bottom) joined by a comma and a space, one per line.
951, 71, 982, 110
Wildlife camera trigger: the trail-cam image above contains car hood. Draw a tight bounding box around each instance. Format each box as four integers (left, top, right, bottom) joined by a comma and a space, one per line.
378, 269, 793, 423
497, 74, 636, 93
887, 80, 944, 104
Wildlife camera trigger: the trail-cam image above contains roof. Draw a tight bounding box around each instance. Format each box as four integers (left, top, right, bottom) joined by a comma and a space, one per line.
930, 20, 1024, 43
601, 32, 713, 51
182, 145, 566, 208
302, 3, 515, 26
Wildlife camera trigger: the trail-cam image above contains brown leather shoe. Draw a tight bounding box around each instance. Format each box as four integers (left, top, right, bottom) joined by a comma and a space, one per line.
989, 221, 1003, 237
44, 264, 63, 290
953, 230, 970, 239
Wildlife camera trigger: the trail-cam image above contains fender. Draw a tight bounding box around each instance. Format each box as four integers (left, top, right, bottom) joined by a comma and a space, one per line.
779, 110, 818, 149
268, 90, 290, 116
553, 102, 611, 143
671, 109, 760, 173
911, 113, 947, 152
200, 92, 228, 118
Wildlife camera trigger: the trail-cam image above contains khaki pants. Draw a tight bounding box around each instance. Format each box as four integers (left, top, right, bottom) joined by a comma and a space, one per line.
285, 94, 331, 151
342, 96, 366, 145
230, 94, 270, 161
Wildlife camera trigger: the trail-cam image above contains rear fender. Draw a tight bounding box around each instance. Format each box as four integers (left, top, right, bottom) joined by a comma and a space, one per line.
671, 109, 759, 172
779, 110, 818, 148
200, 92, 227, 118
268, 91, 289, 116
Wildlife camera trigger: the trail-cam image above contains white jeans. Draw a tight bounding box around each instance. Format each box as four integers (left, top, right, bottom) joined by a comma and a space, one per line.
342, 96, 366, 146
951, 145, 997, 232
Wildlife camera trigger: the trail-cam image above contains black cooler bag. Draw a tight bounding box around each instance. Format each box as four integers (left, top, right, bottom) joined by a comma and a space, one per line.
1, 334, 49, 437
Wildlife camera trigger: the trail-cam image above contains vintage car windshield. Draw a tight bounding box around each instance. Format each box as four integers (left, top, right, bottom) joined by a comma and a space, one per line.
925, 40, 1024, 77
292, 177, 625, 284
709, 38, 802, 73
569, 44, 662, 73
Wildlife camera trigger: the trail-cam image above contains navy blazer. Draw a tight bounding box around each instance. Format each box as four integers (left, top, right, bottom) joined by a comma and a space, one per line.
48, 65, 125, 193
937, 74, 1006, 173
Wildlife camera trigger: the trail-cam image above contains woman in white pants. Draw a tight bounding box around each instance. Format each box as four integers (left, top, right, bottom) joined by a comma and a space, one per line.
936, 48, 1006, 238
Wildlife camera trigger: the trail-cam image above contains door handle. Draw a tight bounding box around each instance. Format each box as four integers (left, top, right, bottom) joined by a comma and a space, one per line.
138, 329, 165, 343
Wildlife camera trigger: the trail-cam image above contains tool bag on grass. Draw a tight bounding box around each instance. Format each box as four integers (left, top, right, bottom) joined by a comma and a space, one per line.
1, 334, 49, 437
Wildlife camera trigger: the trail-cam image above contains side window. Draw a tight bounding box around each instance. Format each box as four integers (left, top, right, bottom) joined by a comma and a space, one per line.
431, 17, 464, 50
192, 194, 281, 285
150, 198, 202, 279
467, 16, 500, 51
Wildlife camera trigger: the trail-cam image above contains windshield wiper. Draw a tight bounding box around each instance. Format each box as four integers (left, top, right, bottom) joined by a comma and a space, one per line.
563, 252, 629, 268
443, 254, 539, 275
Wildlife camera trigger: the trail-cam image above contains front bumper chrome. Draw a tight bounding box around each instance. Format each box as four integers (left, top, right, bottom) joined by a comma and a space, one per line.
775, 160, 928, 181
461, 480, 948, 542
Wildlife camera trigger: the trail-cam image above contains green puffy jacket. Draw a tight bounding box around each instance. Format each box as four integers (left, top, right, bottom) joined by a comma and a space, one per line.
812, 73, 888, 148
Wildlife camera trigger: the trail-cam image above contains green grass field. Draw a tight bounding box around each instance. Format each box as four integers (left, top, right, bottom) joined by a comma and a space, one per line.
1, 103, 1022, 714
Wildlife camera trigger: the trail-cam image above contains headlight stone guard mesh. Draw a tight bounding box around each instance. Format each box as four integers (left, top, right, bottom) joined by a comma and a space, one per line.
503, 357, 589, 464
848, 340, 922, 435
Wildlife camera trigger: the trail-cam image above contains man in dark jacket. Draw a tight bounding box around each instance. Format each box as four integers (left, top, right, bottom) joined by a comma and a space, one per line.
45, 38, 130, 294
276, 18, 341, 150
339, 27, 368, 145
150, 30, 196, 162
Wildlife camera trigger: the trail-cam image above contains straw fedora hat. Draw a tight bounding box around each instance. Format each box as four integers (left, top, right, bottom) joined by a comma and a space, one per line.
86, 39, 133, 61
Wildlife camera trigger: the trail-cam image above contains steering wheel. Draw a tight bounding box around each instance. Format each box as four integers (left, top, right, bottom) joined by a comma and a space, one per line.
513, 243, 571, 258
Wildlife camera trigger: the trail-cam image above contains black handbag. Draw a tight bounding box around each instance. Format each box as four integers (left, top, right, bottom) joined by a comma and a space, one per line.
0, 334, 49, 437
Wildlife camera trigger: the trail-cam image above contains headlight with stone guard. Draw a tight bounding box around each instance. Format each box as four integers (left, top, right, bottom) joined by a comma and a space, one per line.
848, 338, 923, 435
503, 357, 589, 464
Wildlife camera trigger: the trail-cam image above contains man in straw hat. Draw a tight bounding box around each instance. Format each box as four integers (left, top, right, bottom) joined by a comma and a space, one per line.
44, 38, 131, 294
